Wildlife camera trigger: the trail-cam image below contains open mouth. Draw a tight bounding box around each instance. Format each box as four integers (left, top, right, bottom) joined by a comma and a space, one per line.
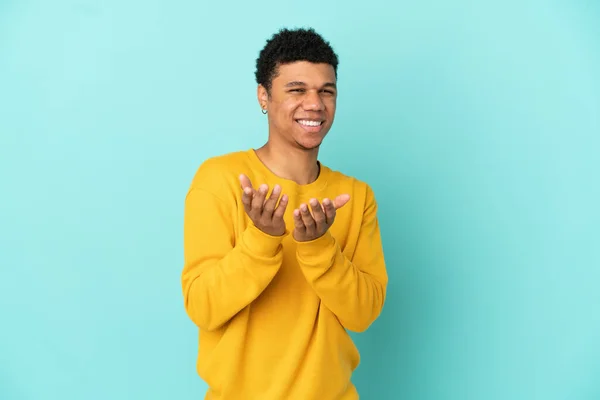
296, 119, 324, 127
296, 119, 325, 132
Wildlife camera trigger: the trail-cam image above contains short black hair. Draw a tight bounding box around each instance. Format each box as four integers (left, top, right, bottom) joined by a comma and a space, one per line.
255, 27, 339, 93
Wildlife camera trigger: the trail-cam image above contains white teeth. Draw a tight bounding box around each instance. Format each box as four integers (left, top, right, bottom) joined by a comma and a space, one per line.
298, 120, 322, 127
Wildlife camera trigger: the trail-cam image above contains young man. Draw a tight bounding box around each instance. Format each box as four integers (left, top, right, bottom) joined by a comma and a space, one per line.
182, 28, 388, 399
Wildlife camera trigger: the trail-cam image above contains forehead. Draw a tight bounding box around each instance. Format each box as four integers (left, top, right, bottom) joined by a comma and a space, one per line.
273, 61, 336, 86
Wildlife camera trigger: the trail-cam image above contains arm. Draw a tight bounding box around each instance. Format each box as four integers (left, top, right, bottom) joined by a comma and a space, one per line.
294, 186, 388, 332
182, 187, 286, 331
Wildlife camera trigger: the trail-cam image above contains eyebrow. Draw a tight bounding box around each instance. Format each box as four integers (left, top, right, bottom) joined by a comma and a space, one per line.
284, 81, 337, 89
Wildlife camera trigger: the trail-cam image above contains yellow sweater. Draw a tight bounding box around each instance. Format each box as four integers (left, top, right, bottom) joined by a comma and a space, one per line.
182, 149, 388, 400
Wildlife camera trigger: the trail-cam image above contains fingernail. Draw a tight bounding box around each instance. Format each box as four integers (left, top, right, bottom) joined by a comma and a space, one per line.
301, 204, 307, 211
309, 198, 318, 206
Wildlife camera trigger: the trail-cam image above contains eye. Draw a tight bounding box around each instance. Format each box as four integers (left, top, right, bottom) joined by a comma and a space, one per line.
289, 88, 305, 93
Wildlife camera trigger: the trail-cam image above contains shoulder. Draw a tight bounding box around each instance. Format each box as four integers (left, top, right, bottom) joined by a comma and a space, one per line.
188, 149, 251, 198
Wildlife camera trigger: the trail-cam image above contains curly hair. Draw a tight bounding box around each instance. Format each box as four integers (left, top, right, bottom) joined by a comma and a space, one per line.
255, 27, 339, 93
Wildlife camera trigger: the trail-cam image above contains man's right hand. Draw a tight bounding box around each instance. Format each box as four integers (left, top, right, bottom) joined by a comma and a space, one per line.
239, 174, 288, 237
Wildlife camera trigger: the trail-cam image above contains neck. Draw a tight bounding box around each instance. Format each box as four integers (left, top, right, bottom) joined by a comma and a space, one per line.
255, 142, 320, 185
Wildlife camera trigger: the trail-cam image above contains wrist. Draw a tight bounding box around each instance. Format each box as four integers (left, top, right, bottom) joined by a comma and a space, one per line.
294, 230, 335, 250
243, 223, 289, 257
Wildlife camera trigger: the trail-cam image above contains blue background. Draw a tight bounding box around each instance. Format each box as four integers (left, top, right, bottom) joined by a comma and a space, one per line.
1, 0, 599, 399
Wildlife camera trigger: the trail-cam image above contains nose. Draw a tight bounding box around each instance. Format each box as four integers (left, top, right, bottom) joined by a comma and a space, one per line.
302, 90, 325, 111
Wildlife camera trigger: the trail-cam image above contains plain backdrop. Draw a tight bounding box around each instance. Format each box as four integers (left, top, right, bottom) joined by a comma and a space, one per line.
1, 0, 599, 399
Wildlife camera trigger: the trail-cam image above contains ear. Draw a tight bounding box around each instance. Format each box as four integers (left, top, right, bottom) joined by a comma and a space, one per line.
257, 84, 268, 111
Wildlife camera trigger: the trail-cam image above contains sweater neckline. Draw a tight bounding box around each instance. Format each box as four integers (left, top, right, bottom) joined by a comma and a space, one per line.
246, 148, 329, 193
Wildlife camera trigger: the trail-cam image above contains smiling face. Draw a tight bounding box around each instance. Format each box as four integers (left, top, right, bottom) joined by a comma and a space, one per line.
258, 61, 337, 151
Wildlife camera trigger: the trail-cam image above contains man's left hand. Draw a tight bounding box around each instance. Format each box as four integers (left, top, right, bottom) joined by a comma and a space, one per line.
292, 194, 351, 242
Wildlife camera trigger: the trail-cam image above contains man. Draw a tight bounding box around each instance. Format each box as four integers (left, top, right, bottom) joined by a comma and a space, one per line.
182, 27, 388, 399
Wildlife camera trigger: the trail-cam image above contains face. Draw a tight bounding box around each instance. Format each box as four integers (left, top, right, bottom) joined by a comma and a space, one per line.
258, 61, 337, 151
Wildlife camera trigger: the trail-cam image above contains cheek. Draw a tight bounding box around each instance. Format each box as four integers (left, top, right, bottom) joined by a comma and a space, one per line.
326, 99, 336, 116
324, 95, 336, 107
280, 100, 302, 118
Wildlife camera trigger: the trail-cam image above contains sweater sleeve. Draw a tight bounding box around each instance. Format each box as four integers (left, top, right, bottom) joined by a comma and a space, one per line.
182, 187, 286, 331
294, 185, 388, 332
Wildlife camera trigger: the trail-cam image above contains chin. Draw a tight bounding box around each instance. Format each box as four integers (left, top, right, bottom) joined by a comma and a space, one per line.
294, 129, 330, 151
298, 143, 321, 151
295, 138, 324, 151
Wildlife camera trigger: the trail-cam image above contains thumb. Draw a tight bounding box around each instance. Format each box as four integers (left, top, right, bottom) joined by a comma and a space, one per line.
333, 194, 351, 209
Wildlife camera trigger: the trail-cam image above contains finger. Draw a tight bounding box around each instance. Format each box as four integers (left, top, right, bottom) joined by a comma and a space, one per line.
272, 194, 289, 219
322, 198, 336, 224
309, 198, 326, 227
262, 184, 282, 217
333, 194, 351, 209
299, 203, 315, 232
252, 184, 268, 210
239, 174, 253, 191
293, 208, 305, 231
241, 186, 254, 213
